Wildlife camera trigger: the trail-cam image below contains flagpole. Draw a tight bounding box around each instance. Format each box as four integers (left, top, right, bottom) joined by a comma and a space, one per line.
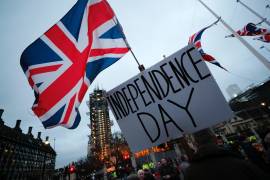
104, 0, 145, 72
236, 0, 270, 26
120, 31, 145, 71
198, 0, 270, 71
125, 42, 145, 72
112, 19, 145, 72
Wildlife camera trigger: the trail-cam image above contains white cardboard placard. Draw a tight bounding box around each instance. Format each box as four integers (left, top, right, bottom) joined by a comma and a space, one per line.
107, 45, 233, 152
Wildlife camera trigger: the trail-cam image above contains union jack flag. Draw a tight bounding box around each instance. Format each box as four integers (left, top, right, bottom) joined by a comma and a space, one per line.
189, 25, 227, 71
226, 23, 270, 38
255, 34, 270, 43
20, 0, 129, 129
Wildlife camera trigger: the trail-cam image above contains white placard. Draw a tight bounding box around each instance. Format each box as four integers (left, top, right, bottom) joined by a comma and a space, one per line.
107, 45, 233, 152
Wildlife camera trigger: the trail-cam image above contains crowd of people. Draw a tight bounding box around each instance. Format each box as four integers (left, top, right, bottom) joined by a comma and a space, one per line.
127, 157, 183, 180
124, 130, 270, 180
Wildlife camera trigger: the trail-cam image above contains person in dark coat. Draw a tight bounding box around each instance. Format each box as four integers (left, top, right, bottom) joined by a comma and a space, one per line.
127, 174, 140, 180
143, 169, 155, 180
179, 155, 190, 176
184, 129, 270, 180
159, 158, 180, 180
238, 134, 268, 171
263, 131, 270, 171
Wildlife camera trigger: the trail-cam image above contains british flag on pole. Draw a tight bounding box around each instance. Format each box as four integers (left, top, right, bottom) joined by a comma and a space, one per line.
20, 0, 129, 129
226, 23, 270, 37
255, 34, 270, 43
188, 23, 227, 71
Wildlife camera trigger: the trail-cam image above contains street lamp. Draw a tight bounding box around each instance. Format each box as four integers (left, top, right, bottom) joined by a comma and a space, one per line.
42, 136, 49, 180
45, 139, 49, 145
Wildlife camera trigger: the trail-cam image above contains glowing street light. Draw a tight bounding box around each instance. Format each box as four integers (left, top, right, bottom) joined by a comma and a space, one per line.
42, 136, 49, 179
43, 136, 50, 145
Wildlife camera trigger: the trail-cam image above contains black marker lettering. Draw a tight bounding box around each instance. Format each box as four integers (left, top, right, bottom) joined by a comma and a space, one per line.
122, 87, 137, 114
137, 112, 160, 143
141, 74, 162, 103
127, 84, 139, 112
167, 88, 197, 127
158, 104, 184, 137
134, 78, 152, 107
187, 47, 211, 80
150, 70, 170, 98
160, 62, 182, 93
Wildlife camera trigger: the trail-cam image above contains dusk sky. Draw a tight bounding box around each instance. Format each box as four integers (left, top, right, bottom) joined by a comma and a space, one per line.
0, 0, 270, 168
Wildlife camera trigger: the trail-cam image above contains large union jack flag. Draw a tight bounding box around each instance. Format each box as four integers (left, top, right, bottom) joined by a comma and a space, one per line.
20, 0, 129, 129
188, 24, 227, 71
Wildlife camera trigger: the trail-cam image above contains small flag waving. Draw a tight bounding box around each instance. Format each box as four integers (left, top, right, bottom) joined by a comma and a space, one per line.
188, 19, 227, 70
226, 23, 270, 38
255, 34, 270, 43
20, 0, 129, 129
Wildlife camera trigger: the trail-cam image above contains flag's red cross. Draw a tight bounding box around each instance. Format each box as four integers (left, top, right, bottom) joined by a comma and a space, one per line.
32, 2, 115, 124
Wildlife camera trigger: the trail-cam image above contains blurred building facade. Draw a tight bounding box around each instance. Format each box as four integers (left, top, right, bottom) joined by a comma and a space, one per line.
215, 79, 270, 138
0, 109, 56, 180
226, 84, 242, 99
87, 89, 112, 160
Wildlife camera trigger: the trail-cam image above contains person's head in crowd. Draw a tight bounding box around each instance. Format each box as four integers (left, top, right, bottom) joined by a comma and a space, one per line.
157, 161, 161, 167
127, 174, 140, 180
137, 169, 144, 180
194, 129, 217, 148
161, 158, 167, 166
181, 155, 188, 162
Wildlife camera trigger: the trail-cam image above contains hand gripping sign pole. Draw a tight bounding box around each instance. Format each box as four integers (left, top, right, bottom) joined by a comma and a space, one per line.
236, 0, 270, 27
198, 0, 270, 71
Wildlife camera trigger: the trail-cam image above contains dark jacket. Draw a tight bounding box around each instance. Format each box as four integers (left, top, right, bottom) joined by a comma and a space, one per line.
185, 144, 270, 180
159, 164, 180, 180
